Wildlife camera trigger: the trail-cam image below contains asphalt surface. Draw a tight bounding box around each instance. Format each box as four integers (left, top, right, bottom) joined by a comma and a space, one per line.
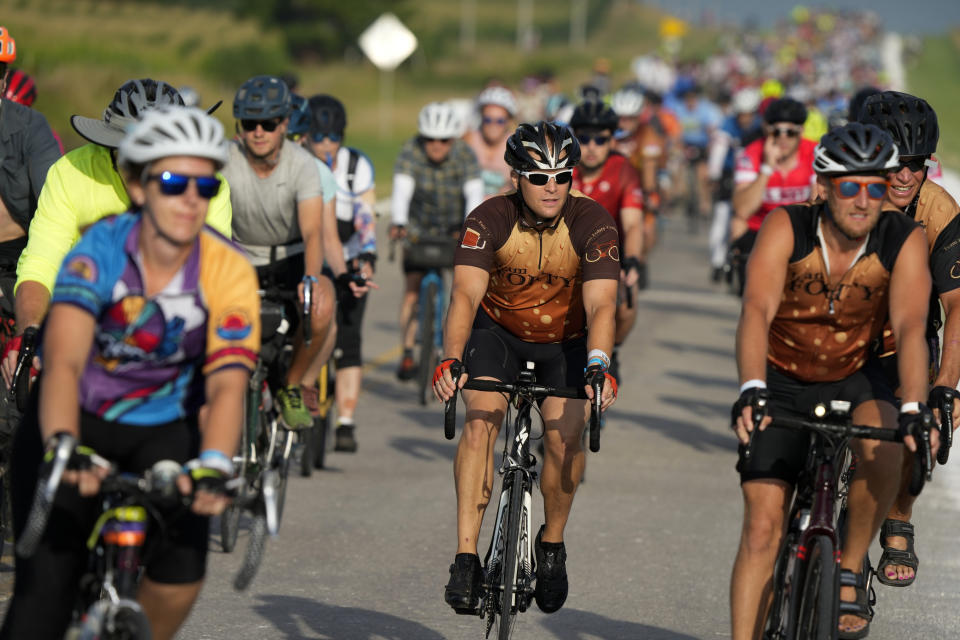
3, 213, 959, 639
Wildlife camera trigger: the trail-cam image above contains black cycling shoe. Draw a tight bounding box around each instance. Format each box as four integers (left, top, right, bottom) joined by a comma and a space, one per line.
334, 424, 357, 452
444, 553, 483, 614
534, 525, 568, 613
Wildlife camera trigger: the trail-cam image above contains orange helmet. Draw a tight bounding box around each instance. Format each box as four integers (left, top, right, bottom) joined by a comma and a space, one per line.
0, 27, 15, 63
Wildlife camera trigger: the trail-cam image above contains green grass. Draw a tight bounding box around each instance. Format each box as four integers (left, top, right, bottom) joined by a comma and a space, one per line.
3, 0, 717, 181
907, 31, 960, 169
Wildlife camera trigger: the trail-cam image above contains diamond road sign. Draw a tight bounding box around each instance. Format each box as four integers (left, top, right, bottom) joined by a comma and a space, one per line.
358, 13, 418, 72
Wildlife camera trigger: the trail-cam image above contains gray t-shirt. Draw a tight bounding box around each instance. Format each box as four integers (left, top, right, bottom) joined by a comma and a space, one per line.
222, 139, 324, 266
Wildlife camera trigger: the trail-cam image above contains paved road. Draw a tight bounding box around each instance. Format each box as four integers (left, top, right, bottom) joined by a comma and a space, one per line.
2, 214, 958, 638
177, 215, 959, 639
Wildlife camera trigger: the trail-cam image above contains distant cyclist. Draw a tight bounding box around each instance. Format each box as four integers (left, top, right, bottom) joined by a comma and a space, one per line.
221, 75, 334, 430
434, 121, 618, 616
610, 85, 646, 160
391, 102, 482, 380
667, 80, 722, 223
730, 98, 816, 293
464, 86, 517, 199
569, 100, 644, 377
302, 94, 377, 452
0, 105, 259, 640
858, 91, 960, 589
7, 79, 222, 387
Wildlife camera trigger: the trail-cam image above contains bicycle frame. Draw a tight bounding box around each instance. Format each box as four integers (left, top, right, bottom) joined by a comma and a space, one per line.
418, 268, 445, 350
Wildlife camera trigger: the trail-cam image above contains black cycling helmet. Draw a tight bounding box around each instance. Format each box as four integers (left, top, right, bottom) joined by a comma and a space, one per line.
763, 98, 807, 125
233, 75, 291, 120
307, 94, 347, 136
504, 121, 581, 172
569, 100, 618, 132
813, 122, 899, 175
287, 94, 310, 136
847, 86, 880, 123
857, 91, 939, 157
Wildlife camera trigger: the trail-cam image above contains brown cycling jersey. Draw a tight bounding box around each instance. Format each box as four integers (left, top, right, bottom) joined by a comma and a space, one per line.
454, 191, 620, 343
768, 202, 919, 382
878, 179, 960, 357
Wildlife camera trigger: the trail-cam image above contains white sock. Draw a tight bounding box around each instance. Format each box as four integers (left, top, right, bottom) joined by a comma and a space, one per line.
338, 417, 355, 427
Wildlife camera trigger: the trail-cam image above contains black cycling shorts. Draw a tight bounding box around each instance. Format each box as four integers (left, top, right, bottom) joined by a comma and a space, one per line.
736, 363, 896, 485
1, 385, 208, 639
256, 251, 305, 290
463, 309, 586, 390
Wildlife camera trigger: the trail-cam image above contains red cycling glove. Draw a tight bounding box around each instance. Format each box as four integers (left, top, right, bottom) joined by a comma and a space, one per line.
432, 358, 461, 386
2, 334, 39, 379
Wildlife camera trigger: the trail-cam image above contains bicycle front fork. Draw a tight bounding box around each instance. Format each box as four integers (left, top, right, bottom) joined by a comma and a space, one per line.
484, 471, 535, 612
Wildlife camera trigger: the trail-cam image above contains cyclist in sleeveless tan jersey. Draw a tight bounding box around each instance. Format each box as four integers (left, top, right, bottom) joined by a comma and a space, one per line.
858, 91, 960, 588
433, 121, 619, 617
730, 123, 936, 640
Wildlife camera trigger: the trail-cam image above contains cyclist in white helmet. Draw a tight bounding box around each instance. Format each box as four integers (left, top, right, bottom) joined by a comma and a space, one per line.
464, 86, 517, 199
1, 106, 258, 640
611, 86, 646, 159
391, 102, 483, 380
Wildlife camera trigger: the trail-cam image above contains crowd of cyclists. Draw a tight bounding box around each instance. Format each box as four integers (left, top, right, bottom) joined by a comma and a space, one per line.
0, 4, 957, 638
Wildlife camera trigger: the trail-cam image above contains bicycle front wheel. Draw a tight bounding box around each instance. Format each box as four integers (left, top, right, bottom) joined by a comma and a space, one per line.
498, 470, 525, 640
795, 534, 837, 640
417, 280, 438, 405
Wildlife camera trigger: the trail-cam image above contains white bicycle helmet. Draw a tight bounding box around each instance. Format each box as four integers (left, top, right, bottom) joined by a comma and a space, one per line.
418, 102, 463, 138
610, 88, 644, 117
117, 106, 228, 171
731, 88, 761, 115
476, 87, 517, 117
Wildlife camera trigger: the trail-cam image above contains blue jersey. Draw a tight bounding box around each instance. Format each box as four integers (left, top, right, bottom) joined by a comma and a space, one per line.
51, 213, 260, 426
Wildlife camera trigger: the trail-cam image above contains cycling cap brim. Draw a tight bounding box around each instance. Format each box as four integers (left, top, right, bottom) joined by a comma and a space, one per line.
70, 115, 127, 148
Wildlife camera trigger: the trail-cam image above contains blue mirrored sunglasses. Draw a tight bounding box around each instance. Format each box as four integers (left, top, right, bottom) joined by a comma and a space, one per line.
145, 171, 221, 199
831, 177, 887, 200
310, 131, 342, 143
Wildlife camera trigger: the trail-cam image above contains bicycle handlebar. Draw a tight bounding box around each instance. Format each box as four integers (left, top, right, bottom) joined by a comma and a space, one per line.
10, 326, 38, 412
443, 372, 602, 452
936, 391, 954, 465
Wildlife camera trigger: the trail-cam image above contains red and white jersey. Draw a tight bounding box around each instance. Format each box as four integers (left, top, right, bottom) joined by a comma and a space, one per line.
572, 152, 644, 239
735, 138, 817, 232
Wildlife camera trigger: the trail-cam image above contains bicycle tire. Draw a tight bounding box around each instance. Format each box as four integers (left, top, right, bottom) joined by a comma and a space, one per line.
312, 413, 329, 469
765, 528, 799, 639
220, 502, 242, 554
497, 470, 525, 640
275, 431, 290, 526
298, 426, 313, 478
233, 513, 269, 592
417, 280, 438, 406
795, 535, 837, 640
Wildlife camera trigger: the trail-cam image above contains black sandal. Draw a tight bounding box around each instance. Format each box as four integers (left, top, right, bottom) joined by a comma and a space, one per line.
838, 569, 875, 640
876, 518, 918, 587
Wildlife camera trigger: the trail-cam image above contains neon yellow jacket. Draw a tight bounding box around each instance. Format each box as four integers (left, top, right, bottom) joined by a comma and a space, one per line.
15, 143, 232, 294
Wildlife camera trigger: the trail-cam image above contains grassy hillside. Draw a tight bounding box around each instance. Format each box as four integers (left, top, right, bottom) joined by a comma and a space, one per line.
907, 31, 960, 169
3, 0, 716, 181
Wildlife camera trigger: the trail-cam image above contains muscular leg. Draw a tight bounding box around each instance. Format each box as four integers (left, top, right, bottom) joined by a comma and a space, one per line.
839, 399, 902, 635
400, 273, 423, 352
730, 479, 792, 640
335, 366, 362, 421
880, 453, 919, 582
302, 317, 337, 385
454, 386, 508, 555
614, 294, 638, 346
288, 277, 336, 386
138, 578, 203, 640
538, 396, 589, 543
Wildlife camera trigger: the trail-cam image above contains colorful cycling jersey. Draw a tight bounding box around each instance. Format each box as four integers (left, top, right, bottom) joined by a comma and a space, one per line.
735, 137, 817, 232
454, 192, 620, 343
51, 213, 260, 426
571, 152, 643, 239
768, 203, 918, 382
16, 143, 233, 295
879, 179, 960, 356
330, 146, 376, 261
665, 97, 723, 149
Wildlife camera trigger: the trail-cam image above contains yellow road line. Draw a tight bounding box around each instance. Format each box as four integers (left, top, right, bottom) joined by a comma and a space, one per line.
362, 344, 403, 373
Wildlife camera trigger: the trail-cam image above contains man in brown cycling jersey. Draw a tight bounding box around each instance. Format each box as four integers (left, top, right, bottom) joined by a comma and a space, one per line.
730, 123, 936, 640
433, 121, 619, 616
858, 91, 960, 588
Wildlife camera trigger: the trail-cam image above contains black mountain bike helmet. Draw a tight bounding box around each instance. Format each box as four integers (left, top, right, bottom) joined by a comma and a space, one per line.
763, 98, 807, 125
569, 100, 619, 132
233, 75, 291, 120
308, 94, 347, 136
504, 121, 581, 172
813, 122, 898, 175
858, 91, 939, 157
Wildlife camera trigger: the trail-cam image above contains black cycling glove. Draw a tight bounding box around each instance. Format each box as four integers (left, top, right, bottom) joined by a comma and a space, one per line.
898, 404, 934, 442
731, 387, 771, 429
928, 386, 956, 415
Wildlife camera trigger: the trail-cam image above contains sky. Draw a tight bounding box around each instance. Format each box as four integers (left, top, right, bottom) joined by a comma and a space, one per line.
643, 0, 960, 35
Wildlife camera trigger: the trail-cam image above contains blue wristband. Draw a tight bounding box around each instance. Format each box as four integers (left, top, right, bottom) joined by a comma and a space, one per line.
198, 449, 233, 475
586, 356, 608, 371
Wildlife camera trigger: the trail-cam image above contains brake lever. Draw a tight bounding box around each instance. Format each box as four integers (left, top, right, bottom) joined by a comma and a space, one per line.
937, 390, 954, 465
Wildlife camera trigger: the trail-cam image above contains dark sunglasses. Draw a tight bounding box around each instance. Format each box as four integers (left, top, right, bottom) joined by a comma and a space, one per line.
576, 134, 610, 146
310, 131, 343, 143
240, 118, 282, 132
520, 170, 573, 186
482, 116, 508, 125
769, 126, 801, 139
831, 177, 887, 200
896, 156, 927, 173
145, 171, 221, 199
423, 137, 453, 144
